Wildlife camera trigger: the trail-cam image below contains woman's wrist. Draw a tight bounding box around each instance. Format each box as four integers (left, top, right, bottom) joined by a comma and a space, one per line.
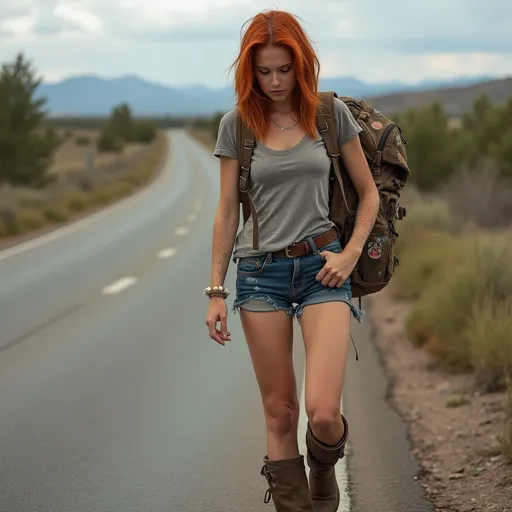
204, 285, 230, 299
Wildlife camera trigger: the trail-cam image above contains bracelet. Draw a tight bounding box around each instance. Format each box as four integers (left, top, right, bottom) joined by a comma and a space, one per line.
204, 285, 230, 299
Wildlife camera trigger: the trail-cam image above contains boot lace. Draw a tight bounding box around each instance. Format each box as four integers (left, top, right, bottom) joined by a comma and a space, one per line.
260, 463, 276, 504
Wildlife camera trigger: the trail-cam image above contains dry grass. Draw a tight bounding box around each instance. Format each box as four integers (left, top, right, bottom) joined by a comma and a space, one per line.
389, 175, 512, 461
187, 128, 216, 152
50, 129, 147, 175
0, 131, 167, 241
404, 233, 512, 373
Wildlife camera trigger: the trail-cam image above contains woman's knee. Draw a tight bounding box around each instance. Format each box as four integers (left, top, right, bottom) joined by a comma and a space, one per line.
305, 402, 340, 433
264, 396, 299, 436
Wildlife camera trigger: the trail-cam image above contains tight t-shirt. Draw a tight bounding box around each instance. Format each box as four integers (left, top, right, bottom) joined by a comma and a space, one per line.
213, 97, 363, 259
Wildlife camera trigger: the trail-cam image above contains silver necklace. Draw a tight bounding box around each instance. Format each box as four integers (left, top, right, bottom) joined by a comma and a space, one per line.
271, 116, 298, 131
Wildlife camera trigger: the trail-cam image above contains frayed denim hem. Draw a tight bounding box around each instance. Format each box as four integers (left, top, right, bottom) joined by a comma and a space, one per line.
232, 296, 295, 317
294, 296, 364, 323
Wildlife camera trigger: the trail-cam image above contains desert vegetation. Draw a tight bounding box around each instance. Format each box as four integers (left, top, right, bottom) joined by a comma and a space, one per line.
387, 96, 512, 461
0, 52, 166, 242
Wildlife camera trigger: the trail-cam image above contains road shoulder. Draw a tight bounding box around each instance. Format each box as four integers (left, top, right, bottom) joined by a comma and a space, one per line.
366, 288, 512, 512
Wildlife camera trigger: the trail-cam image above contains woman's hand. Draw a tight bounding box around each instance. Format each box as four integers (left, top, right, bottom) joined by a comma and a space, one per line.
205, 297, 231, 346
315, 247, 361, 288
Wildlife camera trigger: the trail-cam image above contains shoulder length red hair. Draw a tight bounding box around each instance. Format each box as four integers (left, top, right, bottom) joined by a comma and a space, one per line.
229, 10, 321, 142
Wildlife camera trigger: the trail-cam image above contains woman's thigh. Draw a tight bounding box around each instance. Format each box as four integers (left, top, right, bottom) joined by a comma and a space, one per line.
299, 301, 351, 419
239, 309, 298, 414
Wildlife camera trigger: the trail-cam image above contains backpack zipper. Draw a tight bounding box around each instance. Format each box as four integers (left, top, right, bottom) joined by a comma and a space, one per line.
378, 123, 397, 152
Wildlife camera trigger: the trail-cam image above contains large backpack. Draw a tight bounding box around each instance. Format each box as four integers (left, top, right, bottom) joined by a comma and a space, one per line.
236, 91, 410, 299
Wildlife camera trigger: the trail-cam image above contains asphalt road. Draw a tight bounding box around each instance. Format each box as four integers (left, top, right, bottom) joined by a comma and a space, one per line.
0, 129, 434, 512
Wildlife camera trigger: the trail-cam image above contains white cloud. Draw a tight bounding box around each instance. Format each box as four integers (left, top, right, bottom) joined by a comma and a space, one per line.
0, 0, 511, 86
53, 4, 103, 34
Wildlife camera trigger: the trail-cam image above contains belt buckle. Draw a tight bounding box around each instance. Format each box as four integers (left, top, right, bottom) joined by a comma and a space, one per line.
284, 243, 296, 258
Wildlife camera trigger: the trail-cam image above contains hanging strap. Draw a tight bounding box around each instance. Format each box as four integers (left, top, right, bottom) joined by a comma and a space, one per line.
317, 92, 360, 362
236, 113, 260, 250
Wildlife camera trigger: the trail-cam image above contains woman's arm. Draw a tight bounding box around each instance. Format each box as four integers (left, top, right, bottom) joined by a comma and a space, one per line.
210, 156, 240, 288
339, 135, 380, 257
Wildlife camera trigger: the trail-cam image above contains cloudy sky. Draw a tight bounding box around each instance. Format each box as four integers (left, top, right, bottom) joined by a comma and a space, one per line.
1, 0, 511, 88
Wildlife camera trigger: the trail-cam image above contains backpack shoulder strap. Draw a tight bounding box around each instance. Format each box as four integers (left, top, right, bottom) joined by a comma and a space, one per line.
236, 110, 253, 222
235, 111, 260, 249
316, 91, 352, 214
317, 91, 338, 155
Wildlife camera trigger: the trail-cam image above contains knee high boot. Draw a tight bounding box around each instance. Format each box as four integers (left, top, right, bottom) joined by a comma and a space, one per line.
305, 414, 349, 512
260, 454, 314, 512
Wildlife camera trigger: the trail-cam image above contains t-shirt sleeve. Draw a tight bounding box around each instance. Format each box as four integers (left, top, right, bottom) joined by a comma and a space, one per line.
333, 97, 363, 147
213, 109, 238, 159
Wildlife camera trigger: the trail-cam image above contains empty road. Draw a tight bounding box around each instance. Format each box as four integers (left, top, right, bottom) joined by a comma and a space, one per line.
0, 129, 434, 512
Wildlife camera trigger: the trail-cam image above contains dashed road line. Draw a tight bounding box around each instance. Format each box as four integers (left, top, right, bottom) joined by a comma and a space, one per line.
157, 247, 178, 259
175, 226, 189, 236
102, 277, 138, 295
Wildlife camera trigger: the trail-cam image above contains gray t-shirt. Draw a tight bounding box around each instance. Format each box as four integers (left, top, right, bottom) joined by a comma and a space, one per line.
213, 97, 363, 259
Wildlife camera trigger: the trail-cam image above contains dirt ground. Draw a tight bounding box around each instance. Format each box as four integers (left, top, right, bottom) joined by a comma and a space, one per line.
50, 129, 146, 174
366, 288, 512, 512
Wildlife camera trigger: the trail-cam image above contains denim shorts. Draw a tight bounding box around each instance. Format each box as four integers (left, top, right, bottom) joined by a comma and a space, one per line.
232, 233, 364, 322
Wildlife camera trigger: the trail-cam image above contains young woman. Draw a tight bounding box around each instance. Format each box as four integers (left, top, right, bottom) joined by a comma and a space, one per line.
204, 9, 380, 512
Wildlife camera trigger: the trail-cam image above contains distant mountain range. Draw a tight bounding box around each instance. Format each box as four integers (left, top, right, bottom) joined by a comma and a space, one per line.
365, 76, 512, 117
36, 73, 501, 117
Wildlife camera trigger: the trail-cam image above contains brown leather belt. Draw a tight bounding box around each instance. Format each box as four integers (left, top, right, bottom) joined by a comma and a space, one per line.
274, 227, 338, 258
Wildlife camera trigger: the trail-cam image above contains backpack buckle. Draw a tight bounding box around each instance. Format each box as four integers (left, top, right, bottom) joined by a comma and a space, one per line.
317, 122, 328, 132
243, 139, 254, 150
239, 174, 248, 193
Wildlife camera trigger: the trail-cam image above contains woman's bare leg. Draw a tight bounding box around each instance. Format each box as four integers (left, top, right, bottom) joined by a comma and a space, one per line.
239, 308, 299, 460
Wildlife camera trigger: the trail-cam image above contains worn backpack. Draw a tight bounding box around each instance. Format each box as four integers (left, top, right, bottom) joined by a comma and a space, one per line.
236, 91, 410, 299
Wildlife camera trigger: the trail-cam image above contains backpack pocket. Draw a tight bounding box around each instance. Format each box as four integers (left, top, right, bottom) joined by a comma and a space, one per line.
357, 215, 393, 284
346, 192, 399, 296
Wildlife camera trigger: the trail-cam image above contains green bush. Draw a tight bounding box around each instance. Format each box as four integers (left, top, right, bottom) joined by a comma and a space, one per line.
464, 296, 512, 392
132, 121, 157, 143
405, 233, 512, 372
96, 128, 124, 153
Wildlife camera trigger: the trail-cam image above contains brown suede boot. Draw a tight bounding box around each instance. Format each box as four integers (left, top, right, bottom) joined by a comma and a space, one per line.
305, 414, 349, 512
260, 454, 314, 511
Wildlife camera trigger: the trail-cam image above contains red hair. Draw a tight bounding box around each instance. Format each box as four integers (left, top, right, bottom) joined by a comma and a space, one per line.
229, 10, 321, 141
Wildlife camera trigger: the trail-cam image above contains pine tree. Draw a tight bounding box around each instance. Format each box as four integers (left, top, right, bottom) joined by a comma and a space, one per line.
0, 52, 58, 187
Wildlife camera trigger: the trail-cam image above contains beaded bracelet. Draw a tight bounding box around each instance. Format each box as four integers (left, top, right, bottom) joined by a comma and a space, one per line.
204, 285, 230, 299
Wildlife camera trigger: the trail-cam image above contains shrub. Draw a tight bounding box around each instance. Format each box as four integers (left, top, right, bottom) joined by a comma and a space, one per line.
405, 233, 512, 371
391, 230, 466, 301
42, 204, 70, 223
96, 127, 124, 153
16, 208, 46, 231
464, 296, 512, 392
440, 164, 512, 229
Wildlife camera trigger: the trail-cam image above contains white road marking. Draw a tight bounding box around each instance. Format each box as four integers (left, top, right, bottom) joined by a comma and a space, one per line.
187, 213, 197, 222
157, 247, 178, 259
175, 226, 189, 236
102, 277, 138, 295
297, 371, 351, 512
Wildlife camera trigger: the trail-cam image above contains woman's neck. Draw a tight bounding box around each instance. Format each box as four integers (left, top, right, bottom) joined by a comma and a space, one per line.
270, 98, 293, 116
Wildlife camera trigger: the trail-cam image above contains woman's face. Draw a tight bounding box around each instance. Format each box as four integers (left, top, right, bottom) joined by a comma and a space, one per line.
253, 45, 296, 104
